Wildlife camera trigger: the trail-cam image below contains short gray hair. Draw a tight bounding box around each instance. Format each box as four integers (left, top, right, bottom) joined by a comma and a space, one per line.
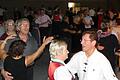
15, 18, 30, 31
49, 39, 67, 59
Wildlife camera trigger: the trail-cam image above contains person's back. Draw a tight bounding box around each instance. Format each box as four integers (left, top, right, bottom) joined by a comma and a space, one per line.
4, 56, 27, 80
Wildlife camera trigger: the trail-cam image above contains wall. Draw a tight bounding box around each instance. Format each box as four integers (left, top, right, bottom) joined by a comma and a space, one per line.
0, 0, 119, 10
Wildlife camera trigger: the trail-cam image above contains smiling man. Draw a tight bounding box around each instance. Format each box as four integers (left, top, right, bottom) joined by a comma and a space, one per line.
66, 30, 118, 80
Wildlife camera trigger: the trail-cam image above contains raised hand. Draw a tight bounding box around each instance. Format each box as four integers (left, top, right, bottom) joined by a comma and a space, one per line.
42, 36, 54, 46
5, 34, 16, 41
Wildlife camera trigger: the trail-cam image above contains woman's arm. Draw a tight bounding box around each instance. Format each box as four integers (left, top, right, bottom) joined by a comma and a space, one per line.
0, 34, 16, 50
25, 36, 53, 66
0, 35, 16, 60
0, 49, 7, 60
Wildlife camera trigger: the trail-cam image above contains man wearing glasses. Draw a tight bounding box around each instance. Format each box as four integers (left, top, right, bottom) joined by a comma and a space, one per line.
66, 30, 118, 80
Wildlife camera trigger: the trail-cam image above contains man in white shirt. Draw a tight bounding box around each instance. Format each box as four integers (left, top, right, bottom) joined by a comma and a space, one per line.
66, 30, 118, 80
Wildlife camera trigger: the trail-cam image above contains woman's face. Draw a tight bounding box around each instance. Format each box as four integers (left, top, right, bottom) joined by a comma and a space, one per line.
63, 45, 69, 60
6, 21, 15, 32
59, 45, 69, 61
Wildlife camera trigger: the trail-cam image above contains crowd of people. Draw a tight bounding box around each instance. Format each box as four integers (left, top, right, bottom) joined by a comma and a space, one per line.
0, 5, 120, 80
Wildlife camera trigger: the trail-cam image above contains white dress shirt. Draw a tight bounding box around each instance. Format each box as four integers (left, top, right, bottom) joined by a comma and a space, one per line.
66, 49, 118, 80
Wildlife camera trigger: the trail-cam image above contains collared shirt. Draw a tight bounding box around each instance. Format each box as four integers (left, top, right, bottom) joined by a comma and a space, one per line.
4, 34, 38, 56
66, 49, 118, 80
0, 34, 38, 68
5, 34, 38, 66
51, 58, 73, 80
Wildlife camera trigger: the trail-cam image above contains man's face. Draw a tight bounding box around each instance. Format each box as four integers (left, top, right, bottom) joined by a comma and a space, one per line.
19, 21, 30, 35
81, 34, 93, 53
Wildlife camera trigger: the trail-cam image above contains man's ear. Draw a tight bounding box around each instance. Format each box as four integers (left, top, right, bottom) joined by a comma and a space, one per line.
92, 40, 96, 46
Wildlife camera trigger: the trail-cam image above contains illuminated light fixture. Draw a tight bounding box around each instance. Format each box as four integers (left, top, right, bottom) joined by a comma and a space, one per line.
68, 2, 75, 8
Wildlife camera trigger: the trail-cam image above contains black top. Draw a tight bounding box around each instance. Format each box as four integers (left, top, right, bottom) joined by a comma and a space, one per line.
98, 34, 120, 71
4, 56, 27, 80
98, 34, 119, 59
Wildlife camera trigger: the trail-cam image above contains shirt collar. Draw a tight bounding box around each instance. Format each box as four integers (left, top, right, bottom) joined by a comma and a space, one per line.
51, 58, 65, 65
84, 49, 98, 61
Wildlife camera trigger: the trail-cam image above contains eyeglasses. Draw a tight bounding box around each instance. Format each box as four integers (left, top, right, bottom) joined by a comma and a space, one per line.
7, 24, 14, 26
80, 39, 92, 42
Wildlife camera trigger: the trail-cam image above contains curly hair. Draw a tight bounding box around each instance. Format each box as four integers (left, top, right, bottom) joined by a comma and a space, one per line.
7, 40, 26, 57
49, 39, 67, 59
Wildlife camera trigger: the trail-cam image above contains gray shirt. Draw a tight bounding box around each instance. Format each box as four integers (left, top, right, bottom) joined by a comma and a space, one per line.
4, 34, 38, 56
0, 34, 38, 68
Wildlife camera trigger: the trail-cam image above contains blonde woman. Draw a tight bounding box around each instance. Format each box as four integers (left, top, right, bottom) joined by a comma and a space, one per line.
48, 39, 75, 80
0, 19, 16, 40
